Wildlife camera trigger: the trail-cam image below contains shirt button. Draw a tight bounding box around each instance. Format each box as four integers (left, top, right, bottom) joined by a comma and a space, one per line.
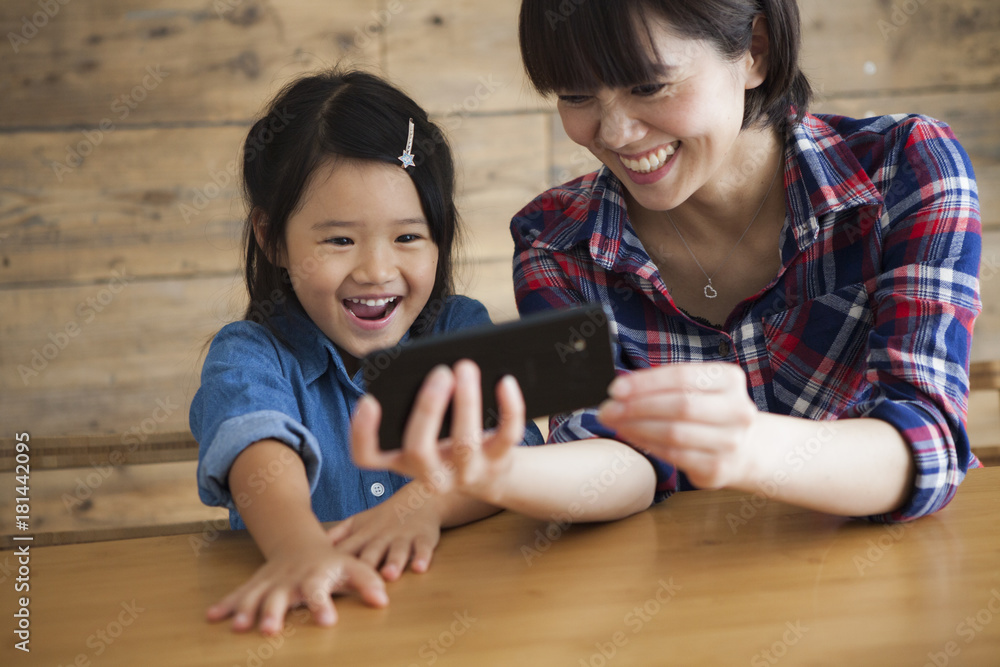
718, 340, 730, 357
370, 482, 385, 497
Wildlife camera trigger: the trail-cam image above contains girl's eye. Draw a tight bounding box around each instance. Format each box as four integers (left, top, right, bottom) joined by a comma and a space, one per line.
557, 94, 591, 105
396, 233, 422, 243
632, 83, 666, 97
324, 237, 352, 246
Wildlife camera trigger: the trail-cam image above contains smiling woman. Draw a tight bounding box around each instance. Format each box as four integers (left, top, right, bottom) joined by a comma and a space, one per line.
512, 0, 983, 523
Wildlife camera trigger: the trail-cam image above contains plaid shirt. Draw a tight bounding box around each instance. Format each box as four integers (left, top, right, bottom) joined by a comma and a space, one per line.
511, 113, 982, 522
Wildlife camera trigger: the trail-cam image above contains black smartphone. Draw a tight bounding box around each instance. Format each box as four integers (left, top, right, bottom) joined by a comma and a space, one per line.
362, 303, 617, 450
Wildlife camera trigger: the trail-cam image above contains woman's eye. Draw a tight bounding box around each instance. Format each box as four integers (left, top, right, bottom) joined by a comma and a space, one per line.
324, 237, 352, 246
632, 83, 666, 97
557, 94, 591, 105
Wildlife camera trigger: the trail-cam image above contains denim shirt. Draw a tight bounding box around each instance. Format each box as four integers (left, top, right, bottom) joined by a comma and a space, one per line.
191, 295, 544, 529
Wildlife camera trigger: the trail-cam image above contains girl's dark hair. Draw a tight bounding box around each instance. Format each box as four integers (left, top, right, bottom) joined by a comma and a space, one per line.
241, 69, 459, 338
519, 0, 811, 132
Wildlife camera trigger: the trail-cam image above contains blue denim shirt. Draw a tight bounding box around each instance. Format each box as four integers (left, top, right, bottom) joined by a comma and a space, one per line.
192, 295, 544, 528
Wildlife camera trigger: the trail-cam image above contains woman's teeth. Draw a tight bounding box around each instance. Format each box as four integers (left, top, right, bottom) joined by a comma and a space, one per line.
621, 143, 677, 173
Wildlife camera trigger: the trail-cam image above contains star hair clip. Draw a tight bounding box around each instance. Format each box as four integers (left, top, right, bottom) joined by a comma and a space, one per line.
398, 117, 416, 168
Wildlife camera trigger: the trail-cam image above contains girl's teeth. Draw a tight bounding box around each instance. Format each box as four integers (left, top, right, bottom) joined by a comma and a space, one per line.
350, 297, 396, 307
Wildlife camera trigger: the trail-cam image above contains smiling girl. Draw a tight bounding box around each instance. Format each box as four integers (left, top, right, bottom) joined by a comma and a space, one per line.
191, 69, 655, 636
189, 70, 549, 634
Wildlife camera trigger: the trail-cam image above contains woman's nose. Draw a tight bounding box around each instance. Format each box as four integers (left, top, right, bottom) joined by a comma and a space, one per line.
596, 101, 645, 151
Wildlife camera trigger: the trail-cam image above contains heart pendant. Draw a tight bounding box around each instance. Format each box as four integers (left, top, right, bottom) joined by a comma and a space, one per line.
704, 283, 718, 299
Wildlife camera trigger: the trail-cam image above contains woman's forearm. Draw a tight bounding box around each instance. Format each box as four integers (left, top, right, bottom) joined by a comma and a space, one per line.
740, 414, 915, 517
486, 439, 657, 522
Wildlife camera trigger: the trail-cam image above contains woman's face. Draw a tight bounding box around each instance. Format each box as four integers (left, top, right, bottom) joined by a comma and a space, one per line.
555, 17, 766, 212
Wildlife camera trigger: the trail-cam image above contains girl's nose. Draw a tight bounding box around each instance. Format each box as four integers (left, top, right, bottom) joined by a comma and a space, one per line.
352, 245, 397, 285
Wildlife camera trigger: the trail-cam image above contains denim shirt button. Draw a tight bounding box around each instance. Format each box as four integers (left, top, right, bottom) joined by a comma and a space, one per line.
370, 482, 385, 497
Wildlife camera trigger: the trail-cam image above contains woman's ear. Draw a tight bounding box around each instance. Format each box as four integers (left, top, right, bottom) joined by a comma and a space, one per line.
744, 15, 770, 91
252, 208, 285, 268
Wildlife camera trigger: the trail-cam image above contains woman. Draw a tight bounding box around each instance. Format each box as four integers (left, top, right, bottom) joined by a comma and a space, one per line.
510, 0, 982, 521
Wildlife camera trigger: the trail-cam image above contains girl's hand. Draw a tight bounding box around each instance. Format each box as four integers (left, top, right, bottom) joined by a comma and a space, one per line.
596, 363, 762, 490
324, 484, 444, 582
351, 360, 526, 505
205, 531, 388, 635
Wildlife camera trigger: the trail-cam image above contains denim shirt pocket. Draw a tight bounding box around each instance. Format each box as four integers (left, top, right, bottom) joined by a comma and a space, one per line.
763, 282, 873, 419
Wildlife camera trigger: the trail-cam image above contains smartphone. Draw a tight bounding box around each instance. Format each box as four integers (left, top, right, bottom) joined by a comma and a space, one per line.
362, 303, 617, 450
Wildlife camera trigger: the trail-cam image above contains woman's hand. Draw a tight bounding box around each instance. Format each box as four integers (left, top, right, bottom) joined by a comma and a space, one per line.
596, 363, 762, 490
205, 530, 388, 635
324, 484, 445, 582
351, 360, 526, 505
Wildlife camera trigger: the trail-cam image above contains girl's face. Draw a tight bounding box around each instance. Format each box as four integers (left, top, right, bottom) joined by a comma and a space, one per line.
555, 17, 766, 212
278, 160, 439, 367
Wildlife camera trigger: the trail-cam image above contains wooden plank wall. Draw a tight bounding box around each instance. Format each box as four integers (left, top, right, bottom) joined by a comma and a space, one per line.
1, 0, 998, 441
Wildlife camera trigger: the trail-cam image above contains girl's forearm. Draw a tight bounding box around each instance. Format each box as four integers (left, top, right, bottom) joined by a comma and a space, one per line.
228, 439, 327, 558
488, 439, 657, 522
740, 414, 915, 517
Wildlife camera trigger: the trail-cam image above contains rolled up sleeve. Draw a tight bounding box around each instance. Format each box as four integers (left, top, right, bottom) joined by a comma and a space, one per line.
196, 410, 323, 510
851, 117, 982, 522
190, 322, 323, 511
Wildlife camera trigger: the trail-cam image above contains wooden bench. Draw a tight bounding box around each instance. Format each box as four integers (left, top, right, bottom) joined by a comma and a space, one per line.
1, 432, 228, 549
969, 360, 1000, 467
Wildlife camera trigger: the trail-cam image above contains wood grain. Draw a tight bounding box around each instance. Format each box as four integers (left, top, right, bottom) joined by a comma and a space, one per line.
0, 460, 227, 548
0, 0, 381, 126
799, 0, 1000, 95
0, 126, 246, 286
2, 467, 997, 665
1, 0, 998, 537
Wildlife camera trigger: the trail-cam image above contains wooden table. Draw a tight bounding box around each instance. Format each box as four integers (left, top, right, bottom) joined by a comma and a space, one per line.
4, 468, 999, 666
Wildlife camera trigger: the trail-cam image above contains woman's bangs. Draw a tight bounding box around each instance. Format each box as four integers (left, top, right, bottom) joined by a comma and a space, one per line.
521, 2, 665, 93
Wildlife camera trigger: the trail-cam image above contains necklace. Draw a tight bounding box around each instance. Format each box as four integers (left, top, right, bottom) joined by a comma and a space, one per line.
664, 160, 781, 299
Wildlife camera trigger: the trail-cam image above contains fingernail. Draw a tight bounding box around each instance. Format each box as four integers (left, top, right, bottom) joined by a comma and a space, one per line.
598, 399, 624, 421
608, 376, 629, 398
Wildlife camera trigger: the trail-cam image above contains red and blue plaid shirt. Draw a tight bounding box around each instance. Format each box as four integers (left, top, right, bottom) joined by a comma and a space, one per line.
511, 113, 982, 522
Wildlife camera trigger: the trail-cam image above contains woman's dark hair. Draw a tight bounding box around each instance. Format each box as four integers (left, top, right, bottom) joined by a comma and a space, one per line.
240, 69, 459, 338
519, 0, 811, 132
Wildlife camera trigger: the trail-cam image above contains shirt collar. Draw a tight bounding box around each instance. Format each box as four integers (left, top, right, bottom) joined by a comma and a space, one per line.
784, 113, 883, 251
270, 305, 361, 388
526, 167, 659, 278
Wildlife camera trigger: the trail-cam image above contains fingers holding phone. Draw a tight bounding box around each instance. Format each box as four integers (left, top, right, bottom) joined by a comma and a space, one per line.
446, 361, 525, 502
350, 365, 455, 486
351, 360, 526, 504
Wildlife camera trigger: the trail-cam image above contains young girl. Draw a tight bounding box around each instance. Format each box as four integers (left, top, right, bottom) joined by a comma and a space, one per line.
192, 69, 654, 636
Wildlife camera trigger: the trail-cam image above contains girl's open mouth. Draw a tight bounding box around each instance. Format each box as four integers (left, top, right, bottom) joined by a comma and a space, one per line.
344, 296, 400, 322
